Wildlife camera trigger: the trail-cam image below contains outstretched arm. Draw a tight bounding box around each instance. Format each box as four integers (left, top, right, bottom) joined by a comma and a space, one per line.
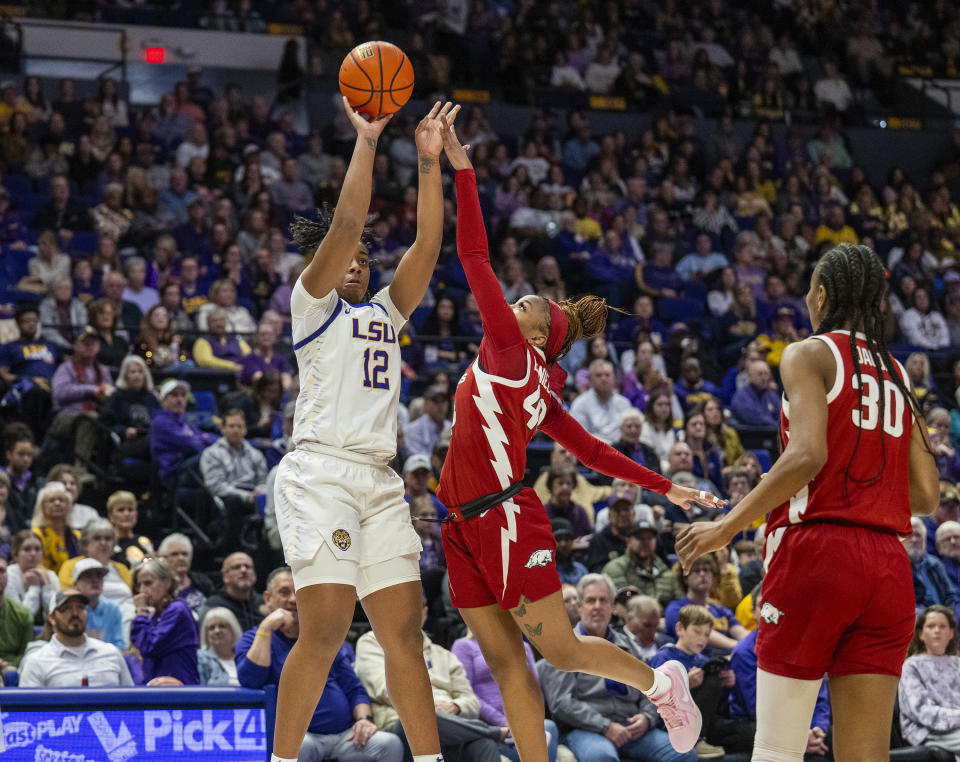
389, 102, 450, 318
676, 339, 831, 571
540, 402, 723, 511
444, 113, 526, 355
300, 97, 392, 299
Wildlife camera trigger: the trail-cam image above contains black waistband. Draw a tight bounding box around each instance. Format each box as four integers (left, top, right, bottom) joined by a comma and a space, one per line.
454, 481, 525, 520
415, 482, 526, 525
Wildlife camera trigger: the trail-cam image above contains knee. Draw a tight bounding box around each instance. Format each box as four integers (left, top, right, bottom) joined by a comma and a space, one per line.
536, 638, 580, 673
485, 650, 537, 686
376, 618, 424, 658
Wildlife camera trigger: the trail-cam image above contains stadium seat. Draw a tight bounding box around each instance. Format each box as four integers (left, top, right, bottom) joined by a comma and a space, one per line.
659, 297, 705, 324
5, 174, 31, 197
193, 391, 217, 415
747, 448, 772, 473
70, 231, 97, 254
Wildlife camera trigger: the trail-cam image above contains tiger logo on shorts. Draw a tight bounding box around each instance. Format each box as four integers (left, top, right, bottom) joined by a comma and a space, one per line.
332, 529, 352, 551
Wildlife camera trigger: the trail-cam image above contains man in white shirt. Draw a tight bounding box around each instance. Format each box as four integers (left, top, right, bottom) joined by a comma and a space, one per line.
769, 34, 803, 77
19, 589, 134, 687
813, 61, 853, 113
570, 359, 633, 443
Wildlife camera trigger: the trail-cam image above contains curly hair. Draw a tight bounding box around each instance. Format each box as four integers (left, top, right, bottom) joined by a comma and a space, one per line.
289, 205, 376, 259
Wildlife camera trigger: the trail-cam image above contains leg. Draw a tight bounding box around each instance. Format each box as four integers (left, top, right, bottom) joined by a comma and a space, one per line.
298, 732, 338, 762
751, 669, 822, 762
828, 673, 899, 762
273, 582, 357, 759
460, 604, 549, 762
561, 729, 620, 762
510, 590, 655, 691
620, 727, 698, 762
362, 577, 441, 757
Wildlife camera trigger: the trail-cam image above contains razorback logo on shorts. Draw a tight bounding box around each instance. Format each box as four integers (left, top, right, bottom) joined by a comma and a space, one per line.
332, 529, 352, 551
524, 549, 553, 568
760, 601, 784, 625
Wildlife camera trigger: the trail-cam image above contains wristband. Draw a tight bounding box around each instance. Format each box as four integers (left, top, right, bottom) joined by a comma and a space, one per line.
355, 715, 374, 723
255, 629, 272, 639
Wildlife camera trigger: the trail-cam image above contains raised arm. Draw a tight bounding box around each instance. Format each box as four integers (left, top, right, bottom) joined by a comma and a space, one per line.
443, 113, 526, 353
299, 97, 392, 299
389, 102, 450, 318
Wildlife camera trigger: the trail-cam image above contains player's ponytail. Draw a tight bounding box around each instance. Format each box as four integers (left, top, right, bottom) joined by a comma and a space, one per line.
554, 295, 620, 360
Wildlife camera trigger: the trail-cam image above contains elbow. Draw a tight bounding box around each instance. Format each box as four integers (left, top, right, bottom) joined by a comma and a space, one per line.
913, 482, 941, 517
791, 447, 827, 483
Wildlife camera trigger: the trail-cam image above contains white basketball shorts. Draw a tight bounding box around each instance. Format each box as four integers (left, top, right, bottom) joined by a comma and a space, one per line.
273, 445, 422, 597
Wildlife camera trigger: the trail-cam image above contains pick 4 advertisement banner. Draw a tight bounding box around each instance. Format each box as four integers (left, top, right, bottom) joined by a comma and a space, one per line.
0, 706, 267, 761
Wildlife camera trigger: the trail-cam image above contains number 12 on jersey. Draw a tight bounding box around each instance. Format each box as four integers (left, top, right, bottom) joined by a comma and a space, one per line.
363, 348, 389, 390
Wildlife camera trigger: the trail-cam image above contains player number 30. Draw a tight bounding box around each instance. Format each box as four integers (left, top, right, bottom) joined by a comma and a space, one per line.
851, 374, 905, 438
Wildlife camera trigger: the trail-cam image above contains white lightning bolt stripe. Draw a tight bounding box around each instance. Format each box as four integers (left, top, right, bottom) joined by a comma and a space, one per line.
470, 353, 533, 596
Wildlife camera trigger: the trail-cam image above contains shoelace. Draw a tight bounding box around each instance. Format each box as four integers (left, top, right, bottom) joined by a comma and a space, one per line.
655, 696, 686, 730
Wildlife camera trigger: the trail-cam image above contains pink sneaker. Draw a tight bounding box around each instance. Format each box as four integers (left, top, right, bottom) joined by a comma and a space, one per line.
648, 660, 702, 753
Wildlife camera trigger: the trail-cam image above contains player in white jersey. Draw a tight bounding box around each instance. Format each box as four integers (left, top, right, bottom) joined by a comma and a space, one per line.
269, 97, 452, 762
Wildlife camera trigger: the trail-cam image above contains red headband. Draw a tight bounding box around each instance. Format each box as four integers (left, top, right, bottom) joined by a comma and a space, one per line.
545, 300, 568, 361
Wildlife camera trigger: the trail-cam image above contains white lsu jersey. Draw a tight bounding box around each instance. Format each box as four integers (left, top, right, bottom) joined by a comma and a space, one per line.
290, 277, 406, 460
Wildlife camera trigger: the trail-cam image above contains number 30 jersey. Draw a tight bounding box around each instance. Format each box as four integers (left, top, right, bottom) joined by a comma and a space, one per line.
767, 330, 914, 538
290, 277, 405, 461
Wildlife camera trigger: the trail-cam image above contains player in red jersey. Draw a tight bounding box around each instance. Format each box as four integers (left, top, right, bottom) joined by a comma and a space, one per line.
435, 112, 724, 760
677, 243, 941, 761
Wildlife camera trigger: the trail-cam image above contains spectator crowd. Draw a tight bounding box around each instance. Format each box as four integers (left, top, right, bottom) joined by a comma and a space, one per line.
0, 0, 959, 759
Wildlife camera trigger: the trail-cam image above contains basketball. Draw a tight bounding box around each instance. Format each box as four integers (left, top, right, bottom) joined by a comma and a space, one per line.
339, 41, 414, 117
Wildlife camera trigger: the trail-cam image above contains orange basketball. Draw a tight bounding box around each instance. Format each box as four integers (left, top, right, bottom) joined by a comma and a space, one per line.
339, 41, 414, 117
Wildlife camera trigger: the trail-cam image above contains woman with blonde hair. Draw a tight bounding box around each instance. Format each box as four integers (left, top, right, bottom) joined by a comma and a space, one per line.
107, 490, 153, 568
46, 463, 99, 530
131, 557, 200, 684
198, 607, 243, 685
31, 482, 80, 575
100, 355, 158, 464
196, 278, 257, 334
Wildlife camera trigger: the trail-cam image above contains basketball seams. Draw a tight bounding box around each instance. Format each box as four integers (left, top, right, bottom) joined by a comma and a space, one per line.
376, 44, 384, 117
388, 52, 410, 107
348, 50, 374, 88
340, 41, 414, 116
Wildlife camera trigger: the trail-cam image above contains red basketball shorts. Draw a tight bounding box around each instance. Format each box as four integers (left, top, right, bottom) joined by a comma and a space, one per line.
441, 487, 561, 611
756, 521, 915, 680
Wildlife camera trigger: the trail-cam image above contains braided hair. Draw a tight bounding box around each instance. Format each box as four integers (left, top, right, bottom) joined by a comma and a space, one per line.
549, 295, 624, 360
813, 243, 924, 499
289, 204, 376, 260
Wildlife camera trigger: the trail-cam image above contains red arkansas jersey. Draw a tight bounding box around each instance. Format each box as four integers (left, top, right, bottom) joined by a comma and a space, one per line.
766, 331, 913, 539
437, 344, 557, 507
